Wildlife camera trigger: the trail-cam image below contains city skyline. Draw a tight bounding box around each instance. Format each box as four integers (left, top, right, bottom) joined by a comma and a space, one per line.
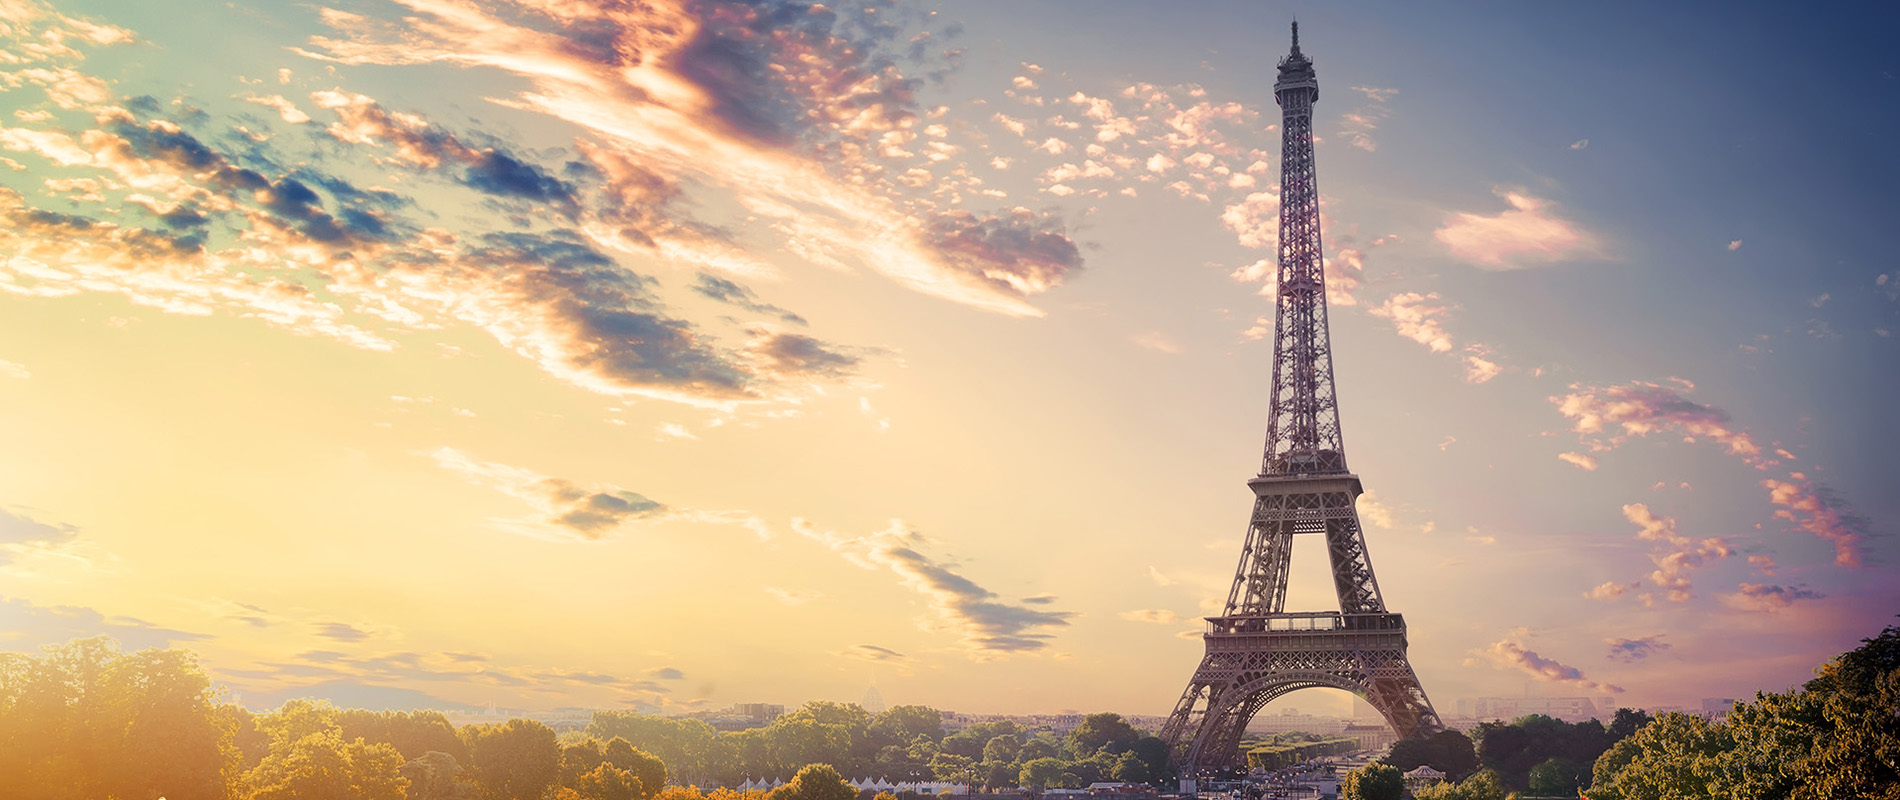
1, 0, 1896, 720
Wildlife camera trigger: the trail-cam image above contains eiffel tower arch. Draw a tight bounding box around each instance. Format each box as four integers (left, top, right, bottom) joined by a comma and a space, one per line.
1159, 23, 1441, 776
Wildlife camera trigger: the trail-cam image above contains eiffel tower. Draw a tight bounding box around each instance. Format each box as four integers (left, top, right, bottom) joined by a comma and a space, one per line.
1158, 22, 1441, 776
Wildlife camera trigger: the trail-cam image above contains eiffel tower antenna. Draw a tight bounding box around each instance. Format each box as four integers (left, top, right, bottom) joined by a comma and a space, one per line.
1158, 21, 1442, 780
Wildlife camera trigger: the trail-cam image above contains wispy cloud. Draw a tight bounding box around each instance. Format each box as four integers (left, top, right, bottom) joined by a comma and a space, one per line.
1119, 609, 1180, 624
1557, 452, 1599, 471
1605, 635, 1669, 662
1722, 582, 1825, 613
0, 596, 206, 651
1435, 188, 1602, 269
1552, 379, 1767, 465
1622, 502, 1733, 603
1761, 474, 1865, 567
1473, 636, 1623, 694
302, 0, 1084, 317
792, 518, 1073, 657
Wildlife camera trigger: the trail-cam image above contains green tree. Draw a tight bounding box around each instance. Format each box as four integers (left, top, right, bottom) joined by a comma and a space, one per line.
339, 709, 469, 762
585, 713, 718, 785
1527, 756, 1582, 795
1068, 713, 1140, 756
981, 733, 1021, 763
0, 637, 241, 800
247, 701, 407, 800
939, 730, 985, 760
1585, 712, 1733, 800
1018, 737, 1059, 761
1383, 730, 1478, 779
866, 706, 944, 750
552, 764, 646, 800
401, 751, 479, 800
1339, 763, 1403, 800
1413, 769, 1506, 800
1018, 757, 1071, 790
1590, 623, 1900, 800
463, 718, 561, 800
927, 753, 977, 784
767, 764, 856, 800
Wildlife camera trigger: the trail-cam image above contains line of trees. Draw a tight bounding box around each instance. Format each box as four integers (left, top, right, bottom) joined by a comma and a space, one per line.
0, 636, 1176, 799
1342, 621, 1900, 800
1242, 734, 1358, 770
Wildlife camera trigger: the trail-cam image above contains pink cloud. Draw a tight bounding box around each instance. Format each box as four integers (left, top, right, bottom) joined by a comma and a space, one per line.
1551, 379, 1767, 465
1435, 188, 1601, 269
1369, 292, 1454, 352
1475, 637, 1623, 694
1622, 503, 1733, 603
1761, 474, 1864, 567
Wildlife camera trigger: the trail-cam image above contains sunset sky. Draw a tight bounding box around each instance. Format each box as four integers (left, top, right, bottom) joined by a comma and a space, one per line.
2, 0, 1896, 719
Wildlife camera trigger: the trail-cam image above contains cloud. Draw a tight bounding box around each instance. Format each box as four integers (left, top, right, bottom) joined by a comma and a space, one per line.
1435, 188, 1601, 269
1569, 139, 1589, 150
1584, 581, 1638, 601
1552, 379, 1767, 465
691, 272, 807, 325
743, 325, 863, 380
1605, 635, 1669, 662
793, 518, 1073, 657
303, 0, 1084, 317
841, 644, 910, 663
1119, 609, 1180, 624
763, 586, 821, 606
1761, 474, 1865, 567
224, 646, 673, 705
923, 209, 1084, 298
1556, 452, 1599, 471
1130, 331, 1180, 354
1622, 502, 1733, 602
1728, 240, 1743, 251
1369, 292, 1454, 352
1338, 86, 1396, 152
645, 667, 684, 680
1475, 637, 1623, 693
432, 447, 667, 540
1722, 583, 1825, 613
313, 622, 371, 642
0, 507, 76, 548
0, 596, 207, 651
1220, 188, 1280, 251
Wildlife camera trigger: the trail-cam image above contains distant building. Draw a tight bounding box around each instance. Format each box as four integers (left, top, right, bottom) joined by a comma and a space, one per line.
1468, 696, 1610, 723
1699, 698, 1738, 719
862, 684, 887, 716
1342, 722, 1396, 750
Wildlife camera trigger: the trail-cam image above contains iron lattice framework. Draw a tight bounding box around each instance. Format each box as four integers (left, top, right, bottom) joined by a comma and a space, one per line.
1159, 23, 1442, 774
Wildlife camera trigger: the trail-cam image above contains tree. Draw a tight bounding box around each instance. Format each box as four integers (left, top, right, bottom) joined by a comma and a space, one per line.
402, 751, 479, 800
1018, 757, 1071, 790
1584, 712, 1733, 800
463, 718, 561, 800
1589, 623, 1900, 800
1413, 770, 1506, 800
767, 764, 857, 800
1340, 763, 1403, 800
1068, 713, 1140, 756
927, 753, 977, 785
552, 764, 645, 800
866, 706, 944, 750
939, 730, 985, 760
1018, 737, 1059, 761
981, 734, 1021, 763
1605, 709, 1652, 742
1383, 730, 1477, 779
0, 637, 241, 800
1527, 756, 1582, 796
247, 701, 408, 800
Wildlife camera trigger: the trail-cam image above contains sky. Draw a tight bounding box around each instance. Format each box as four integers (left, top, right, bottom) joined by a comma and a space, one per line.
1, 0, 1896, 720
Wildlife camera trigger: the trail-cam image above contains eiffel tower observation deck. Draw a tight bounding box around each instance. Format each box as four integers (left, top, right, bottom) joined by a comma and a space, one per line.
1158, 22, 1443, 778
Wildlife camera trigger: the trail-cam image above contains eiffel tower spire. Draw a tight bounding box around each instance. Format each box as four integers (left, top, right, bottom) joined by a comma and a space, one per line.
1158, 24, 1441, 779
